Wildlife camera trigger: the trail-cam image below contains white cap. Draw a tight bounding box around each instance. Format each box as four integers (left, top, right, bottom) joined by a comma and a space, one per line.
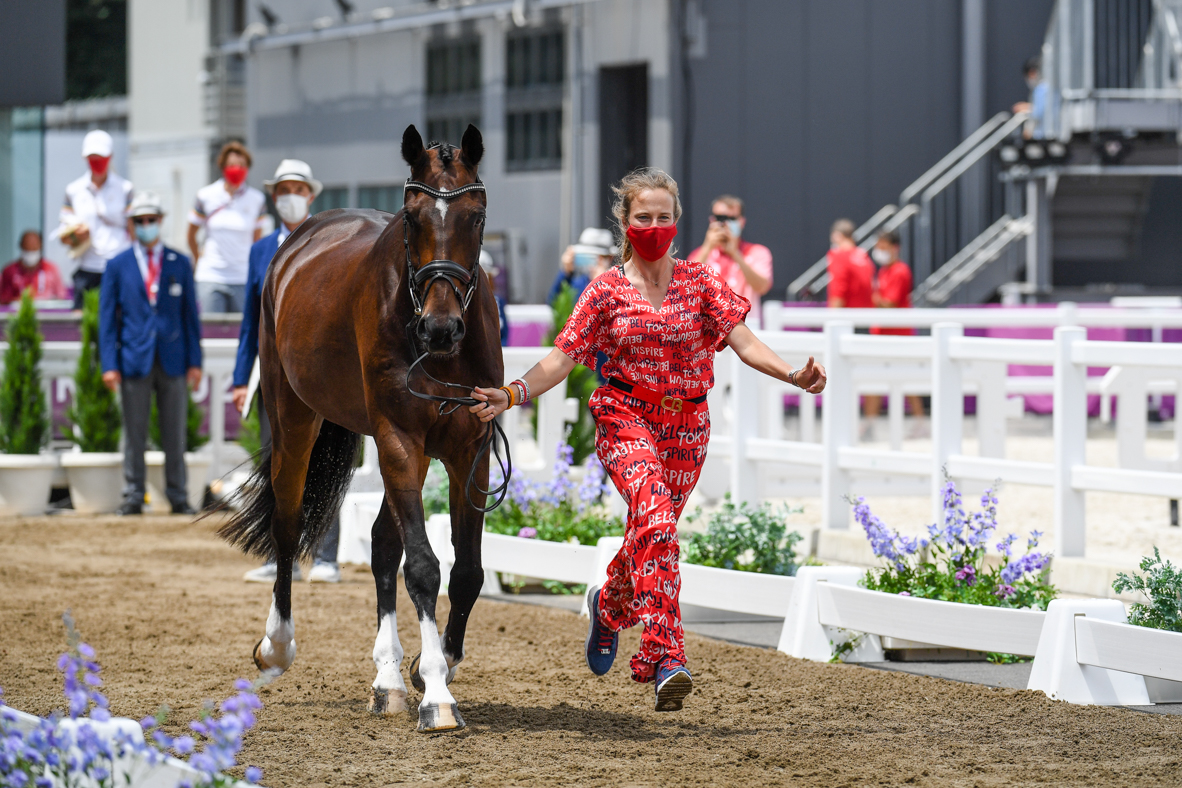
81, 129, 113, 158
479, 250, 497, 273
571, 227, 616, 257
264, 159, 323, 197
128, 191, 165, 218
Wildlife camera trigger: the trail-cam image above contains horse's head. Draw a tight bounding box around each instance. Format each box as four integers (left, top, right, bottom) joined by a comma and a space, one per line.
400, 123, 486, 356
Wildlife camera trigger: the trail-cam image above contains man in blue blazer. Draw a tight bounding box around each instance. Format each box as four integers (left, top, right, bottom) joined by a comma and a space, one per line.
231, 160, 341, 584
100, 192, 203, 516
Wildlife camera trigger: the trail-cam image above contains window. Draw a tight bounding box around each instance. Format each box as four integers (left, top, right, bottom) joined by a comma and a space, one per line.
425, 36, 482, 146
505, 27, 564, 172
357, 185, 403, 214
314, 187, 349, 214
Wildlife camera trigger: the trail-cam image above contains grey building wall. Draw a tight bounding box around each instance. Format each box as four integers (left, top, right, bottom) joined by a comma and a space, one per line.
675, 0, 1055, 299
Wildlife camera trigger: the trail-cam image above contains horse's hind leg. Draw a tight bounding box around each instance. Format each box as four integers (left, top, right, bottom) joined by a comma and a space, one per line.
254, 379, 321, 677
368, 497, 408, 714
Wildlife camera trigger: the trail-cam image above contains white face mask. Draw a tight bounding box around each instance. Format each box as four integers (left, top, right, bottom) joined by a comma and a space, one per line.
871, 248, 892, 265
275, 193, 310, 225
20, 250, 40, 267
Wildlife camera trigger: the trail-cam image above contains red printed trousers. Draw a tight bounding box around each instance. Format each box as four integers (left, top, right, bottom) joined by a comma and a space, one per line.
590, 386, 711, 683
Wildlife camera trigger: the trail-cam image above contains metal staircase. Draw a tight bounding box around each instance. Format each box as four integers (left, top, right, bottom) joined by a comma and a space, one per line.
790, 0, 1182, 307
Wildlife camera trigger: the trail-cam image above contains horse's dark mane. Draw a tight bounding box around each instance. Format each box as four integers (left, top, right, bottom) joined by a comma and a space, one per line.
427, 141, 458, 167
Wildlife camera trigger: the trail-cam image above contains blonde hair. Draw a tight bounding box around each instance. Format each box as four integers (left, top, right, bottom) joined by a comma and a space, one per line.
611, 167, 683, 263
216, 141, 253, 170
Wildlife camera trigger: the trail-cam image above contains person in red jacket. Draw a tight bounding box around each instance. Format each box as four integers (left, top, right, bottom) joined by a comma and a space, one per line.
0, 230, 67, 305
866, 230, 925, 421
826, 218, 873, 309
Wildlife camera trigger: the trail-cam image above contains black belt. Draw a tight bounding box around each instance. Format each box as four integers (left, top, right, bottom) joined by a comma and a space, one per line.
606, 378, 707, 413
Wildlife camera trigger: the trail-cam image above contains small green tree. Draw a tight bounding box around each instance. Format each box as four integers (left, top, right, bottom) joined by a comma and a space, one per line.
540, 283, 598, 464
149, 392, 208, 452
66, 289, 121, 452
237, 393, 263, 467
0, 291, 50, 454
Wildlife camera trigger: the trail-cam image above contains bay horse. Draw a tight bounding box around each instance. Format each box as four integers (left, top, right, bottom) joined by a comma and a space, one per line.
218, 124, 501, 732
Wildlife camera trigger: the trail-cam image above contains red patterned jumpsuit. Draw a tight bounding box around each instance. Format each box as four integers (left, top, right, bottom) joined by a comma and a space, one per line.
555, 259, 749, 683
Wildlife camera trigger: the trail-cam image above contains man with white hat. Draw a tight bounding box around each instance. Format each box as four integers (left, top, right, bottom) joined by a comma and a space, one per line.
548, 227, 616, 305
58, 129, 133, 308
233, 160, 340, 583
99, 192, 202, 516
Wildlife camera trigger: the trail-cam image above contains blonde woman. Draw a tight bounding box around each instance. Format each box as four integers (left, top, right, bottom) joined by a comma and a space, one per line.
470, 168, 827, 711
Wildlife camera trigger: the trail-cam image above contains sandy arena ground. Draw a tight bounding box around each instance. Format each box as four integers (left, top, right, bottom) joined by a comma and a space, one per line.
3, 515, 1182, 787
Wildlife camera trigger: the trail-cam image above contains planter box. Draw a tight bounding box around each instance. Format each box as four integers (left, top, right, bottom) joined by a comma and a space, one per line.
815, 583, 1046, 656
881, 636, 989, 662
145, 451, 213, 512
0, 453, 57, 516
1146, 677, 1182, 703
60, 452, 124, 514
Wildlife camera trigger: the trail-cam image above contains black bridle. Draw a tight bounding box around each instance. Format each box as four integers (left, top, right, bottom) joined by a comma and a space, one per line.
401, 177, 487, 316
400, 174, 509, 512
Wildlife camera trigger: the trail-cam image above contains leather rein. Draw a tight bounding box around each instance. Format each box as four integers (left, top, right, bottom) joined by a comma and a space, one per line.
400, 175, 510, 512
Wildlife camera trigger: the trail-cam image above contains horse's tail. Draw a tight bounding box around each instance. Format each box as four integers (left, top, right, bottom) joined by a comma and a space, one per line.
217, 420, 362, 561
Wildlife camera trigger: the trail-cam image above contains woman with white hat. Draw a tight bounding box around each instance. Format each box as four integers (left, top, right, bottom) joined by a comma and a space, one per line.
548, 226, 616, 305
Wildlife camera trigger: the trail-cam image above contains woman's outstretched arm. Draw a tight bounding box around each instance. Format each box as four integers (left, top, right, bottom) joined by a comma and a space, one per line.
469, 347, 577, 422
725, 323, 827, 394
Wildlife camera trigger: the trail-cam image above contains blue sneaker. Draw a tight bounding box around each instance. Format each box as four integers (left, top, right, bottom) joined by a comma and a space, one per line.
654, 659, 693, 712
584, 585, 618, 675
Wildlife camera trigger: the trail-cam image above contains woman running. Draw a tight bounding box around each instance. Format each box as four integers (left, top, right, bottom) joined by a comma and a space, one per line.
470, 168, 826, 711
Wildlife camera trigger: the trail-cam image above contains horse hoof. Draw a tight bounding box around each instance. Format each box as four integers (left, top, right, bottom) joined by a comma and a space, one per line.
417, 703, 464, 733
252, 638, 270, 672
368, 688, 408, 715
409, 654, 425, 692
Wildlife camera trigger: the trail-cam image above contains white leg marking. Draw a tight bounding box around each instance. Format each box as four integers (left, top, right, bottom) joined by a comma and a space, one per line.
258, 594, 296, 674
417, 617, 457, 708
372, 611, 408, 710
435, 198, 449, 221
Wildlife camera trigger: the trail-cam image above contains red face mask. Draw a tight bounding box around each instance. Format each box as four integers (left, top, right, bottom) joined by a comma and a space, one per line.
223, 166, 248, 188
87, 156, 110, 177
626, 224, 677, 263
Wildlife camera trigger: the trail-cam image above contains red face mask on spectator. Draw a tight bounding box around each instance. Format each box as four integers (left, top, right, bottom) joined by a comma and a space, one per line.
626, 224, 677, 262
223, 166, 248, 188
87, 156, 110, 177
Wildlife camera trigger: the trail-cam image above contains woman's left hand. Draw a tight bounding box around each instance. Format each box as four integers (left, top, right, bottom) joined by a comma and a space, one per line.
794, 356, 827, 394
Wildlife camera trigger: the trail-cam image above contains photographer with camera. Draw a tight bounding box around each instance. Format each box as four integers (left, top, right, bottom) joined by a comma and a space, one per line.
689, 195, 772, 327
548, 227, 615, 305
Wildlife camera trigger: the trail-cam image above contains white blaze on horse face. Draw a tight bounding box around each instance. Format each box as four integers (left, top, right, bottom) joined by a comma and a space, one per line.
372, 610, 408, 710
258, 594, 297, 675
417, 616, 458, 708
435, 198, 449, 221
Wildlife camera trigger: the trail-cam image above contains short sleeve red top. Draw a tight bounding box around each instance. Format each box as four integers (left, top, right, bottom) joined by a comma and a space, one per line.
827, 247, 875, 308
554, 259, 750, 399
870, 261, 915, 336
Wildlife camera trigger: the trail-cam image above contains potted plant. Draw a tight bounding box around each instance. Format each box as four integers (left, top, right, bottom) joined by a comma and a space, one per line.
145, 394, 212, 513
0, 291, 57, 515
61, 289, 123, 514
1113, 549, 1182, 702
682, 495, 805, 576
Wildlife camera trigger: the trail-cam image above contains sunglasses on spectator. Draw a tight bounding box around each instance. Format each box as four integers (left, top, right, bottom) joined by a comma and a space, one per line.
131, 217, 160, 225
710, 213, 741, 222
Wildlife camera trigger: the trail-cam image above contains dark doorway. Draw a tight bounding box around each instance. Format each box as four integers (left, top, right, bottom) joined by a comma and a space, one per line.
599, 64, 648, 228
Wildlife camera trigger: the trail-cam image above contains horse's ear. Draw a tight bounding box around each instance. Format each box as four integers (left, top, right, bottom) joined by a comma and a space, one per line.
460, 124, 484, 168
402, 125, 426, 167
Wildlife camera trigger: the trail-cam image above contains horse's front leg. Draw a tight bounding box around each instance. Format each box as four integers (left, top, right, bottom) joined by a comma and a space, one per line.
436, 448, 489, 681
376, 431, 463, 733
368, 497, 408, 715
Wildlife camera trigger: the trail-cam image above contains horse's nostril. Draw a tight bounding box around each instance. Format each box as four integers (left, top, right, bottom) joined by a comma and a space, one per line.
451, 321, 466, 343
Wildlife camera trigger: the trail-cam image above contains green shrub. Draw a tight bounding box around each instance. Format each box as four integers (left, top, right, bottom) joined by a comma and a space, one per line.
422, 459, 450, 516
237, 393, 262, 466
0, 291, 49, 454
1113, 548, 1182, 633
538, 283, 597, 464
66, 289, 120, 452
682, 495, 804, 575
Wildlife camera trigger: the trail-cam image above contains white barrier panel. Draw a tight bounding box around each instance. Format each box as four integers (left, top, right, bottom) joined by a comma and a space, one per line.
1027, 599, 1152, 705
481, 531, 596, 585
778, 566, 884, 662
1075, 617, 1182, 684
679, 563, 795, 619
815, 584, 1046, 656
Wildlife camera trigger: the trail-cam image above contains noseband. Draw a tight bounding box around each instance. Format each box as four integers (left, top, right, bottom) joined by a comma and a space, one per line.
401, 178, 487, 316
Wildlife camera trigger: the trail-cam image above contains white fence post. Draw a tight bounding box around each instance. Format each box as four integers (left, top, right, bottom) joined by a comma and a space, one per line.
729, 350, 760, 505
930, 323, 964, 523
821, 321, 853, 529
1054, 326, 1088, 557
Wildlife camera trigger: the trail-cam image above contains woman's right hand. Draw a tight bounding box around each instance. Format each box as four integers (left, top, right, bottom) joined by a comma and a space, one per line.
469, 386, 510, 422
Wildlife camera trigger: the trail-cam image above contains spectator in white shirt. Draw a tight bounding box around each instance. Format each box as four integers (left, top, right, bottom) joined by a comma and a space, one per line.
57, 129, 133, 308
187, 141, 266, 313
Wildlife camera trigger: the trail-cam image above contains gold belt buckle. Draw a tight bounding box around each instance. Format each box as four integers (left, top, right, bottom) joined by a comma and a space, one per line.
660, 395, 683, 413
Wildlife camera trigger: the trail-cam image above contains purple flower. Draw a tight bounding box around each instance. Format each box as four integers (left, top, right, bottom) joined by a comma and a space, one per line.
898, 591, 911, 597
955, 565, 976, 585
246, 765, 264, 783
517, 526, 537, 539
994, 584, 1016, 599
